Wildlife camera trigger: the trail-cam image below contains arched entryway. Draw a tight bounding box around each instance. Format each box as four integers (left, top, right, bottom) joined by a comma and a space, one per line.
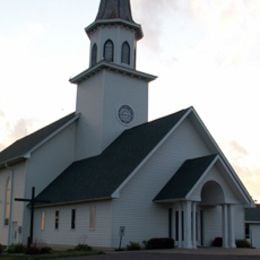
199, 181, 235, 248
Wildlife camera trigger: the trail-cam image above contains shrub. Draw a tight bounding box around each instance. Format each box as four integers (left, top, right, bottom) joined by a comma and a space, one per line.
0, 244, 4, 254
26, 246, 41, 255
73, 244, 93, 251
146, 238, 175, 249
7, 244, 26, 254
236, 239, 251, 248
126, 241, 141, 251
40, 246, 52, 254
211, 237, 223, 247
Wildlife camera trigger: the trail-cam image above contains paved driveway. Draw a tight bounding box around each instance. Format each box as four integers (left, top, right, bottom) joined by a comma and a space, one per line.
63, 249, 260, 260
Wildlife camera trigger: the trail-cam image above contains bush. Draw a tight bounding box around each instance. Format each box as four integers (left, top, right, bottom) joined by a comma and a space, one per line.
211, 237, 223, 247
126, 241, 141, 251
73, 244, 93, 251
25, 245, 52, 255
236, 239, 251, 248
0, 244, 4, 254
146, 238, 175, 249
7, 244, 26, 254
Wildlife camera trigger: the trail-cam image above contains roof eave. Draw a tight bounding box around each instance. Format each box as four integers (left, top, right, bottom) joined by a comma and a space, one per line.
0, 156, 27, 169
70, 62, 157, 84
34, 196, 113, 208
85, 19, 143, 40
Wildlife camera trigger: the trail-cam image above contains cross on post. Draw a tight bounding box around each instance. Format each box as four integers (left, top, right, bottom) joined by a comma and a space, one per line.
15, 187, 49, 248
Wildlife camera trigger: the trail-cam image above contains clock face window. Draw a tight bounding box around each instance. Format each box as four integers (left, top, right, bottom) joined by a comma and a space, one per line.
118, 105, 134, 124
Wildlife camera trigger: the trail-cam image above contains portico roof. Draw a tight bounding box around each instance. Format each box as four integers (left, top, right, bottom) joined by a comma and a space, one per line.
154, 155, 217, 202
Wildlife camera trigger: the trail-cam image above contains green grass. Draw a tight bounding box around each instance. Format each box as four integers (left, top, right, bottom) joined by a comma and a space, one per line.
1, 250, 104, 259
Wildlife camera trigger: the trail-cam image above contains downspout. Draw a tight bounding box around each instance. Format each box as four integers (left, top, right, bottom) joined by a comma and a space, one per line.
5, 162, 15, 246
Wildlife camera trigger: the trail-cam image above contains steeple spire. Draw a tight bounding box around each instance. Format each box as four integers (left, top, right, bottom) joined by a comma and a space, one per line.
86, 0, 143, 40
96, 0, 134, 22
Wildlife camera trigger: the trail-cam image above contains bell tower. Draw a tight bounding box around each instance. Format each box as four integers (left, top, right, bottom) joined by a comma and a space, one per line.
70, 0, 156, 160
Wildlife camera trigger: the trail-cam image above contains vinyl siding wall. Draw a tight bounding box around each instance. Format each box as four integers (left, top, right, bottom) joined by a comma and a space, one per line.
111, 117, 212, 247
34, 201, 112, 248
0, 162, 26, 245
23, 123, 76, 243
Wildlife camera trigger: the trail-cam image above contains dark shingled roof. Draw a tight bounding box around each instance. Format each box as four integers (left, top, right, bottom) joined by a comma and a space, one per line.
245, 207, 260, 222
0, 113, 77, 166
96, 0, 134, 22
36, 108, 190, 205
154, 155, 217, 202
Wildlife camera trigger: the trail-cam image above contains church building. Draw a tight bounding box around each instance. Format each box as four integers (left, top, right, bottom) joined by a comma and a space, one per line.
0, 0, 254, 249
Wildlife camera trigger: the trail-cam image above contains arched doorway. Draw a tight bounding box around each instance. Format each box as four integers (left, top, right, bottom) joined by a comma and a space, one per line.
199, 181, 225, 247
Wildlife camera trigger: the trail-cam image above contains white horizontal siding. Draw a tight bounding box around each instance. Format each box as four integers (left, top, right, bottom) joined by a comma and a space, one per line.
203, 206, 222, 246
34, 201, 112, 248
0, 162, 26, 245
112, 117, 211, 247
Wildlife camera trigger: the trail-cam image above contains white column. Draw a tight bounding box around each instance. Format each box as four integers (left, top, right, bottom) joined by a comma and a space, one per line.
192, 202, 197, 248
184, 201, 192, 248
178, 203, 183, 248
228, 205, 236, 248
222, 204, 229, 248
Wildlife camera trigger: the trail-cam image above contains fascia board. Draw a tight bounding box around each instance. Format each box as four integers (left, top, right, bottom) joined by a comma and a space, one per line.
190, 107, 255, 206
70, 62, 157, 84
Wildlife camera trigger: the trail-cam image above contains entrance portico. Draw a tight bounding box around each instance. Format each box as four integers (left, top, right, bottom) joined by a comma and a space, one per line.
154, 154, 250, 249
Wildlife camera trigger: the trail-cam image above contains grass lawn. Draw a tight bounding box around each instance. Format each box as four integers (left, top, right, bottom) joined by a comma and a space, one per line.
1, 250, 104, 259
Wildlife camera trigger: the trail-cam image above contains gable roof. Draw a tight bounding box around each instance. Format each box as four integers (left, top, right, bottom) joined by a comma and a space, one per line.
245, 207, 260, 222
154, 155, 217, 202
0, 113, 78, 168
36, 108, 190, 206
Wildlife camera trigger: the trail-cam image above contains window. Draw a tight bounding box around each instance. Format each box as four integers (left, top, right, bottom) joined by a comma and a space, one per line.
245, 223, 250, 239
71, 209, 76, 230
121, 41, 130, 65
4, 177, 11, 226
89, 206, 96, 230
40, 212, 45, 231
175, 211, 179, 241
91, 44, 98, 66
103, 40, 114, 62
55, 210, 59, 230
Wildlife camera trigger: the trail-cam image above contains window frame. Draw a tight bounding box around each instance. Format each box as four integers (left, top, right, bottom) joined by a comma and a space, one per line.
103, 39, 114, 62
89, 205, 96, 231
40, 211, 46, 231
91, 43, 98, 66
71, 209, 76, 230
4, 177, 11, 226
121, 41, 131, 65
55, 210, 59, 230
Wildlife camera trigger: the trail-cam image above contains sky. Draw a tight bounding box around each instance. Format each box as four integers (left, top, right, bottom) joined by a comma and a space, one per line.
0, 0, 260, 201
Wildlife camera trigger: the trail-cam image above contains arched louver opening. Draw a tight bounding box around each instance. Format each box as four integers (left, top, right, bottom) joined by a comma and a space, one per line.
121, 41, 130, 65
91, 44, 98, 66
103, 40, 114, 62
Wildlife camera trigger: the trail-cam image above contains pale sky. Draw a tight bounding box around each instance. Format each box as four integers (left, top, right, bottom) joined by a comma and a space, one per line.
0, 0, 260, 201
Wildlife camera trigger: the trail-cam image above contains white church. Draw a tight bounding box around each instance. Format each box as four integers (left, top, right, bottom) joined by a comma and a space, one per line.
0, 0, 254, 249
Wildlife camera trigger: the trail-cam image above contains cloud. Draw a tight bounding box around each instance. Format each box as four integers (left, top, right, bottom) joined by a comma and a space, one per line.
0, 111, 32, 151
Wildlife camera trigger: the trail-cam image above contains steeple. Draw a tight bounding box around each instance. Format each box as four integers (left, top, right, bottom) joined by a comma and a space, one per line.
86, 0, 143, 41
96, 0, 134, 22
71, 0, 156, 160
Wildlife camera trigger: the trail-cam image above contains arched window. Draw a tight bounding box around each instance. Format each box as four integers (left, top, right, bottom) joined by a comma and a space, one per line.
91, 44, 98, 66
4, 177, 11, 225
121, 41, 130, 65
103, 40, 114, 62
